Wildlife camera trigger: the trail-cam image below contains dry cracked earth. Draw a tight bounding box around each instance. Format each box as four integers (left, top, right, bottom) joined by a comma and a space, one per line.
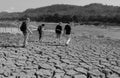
0, 26, 120, 78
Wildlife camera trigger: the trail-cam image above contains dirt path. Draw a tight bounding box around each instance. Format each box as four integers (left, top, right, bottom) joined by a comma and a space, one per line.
0, 26, 120, 78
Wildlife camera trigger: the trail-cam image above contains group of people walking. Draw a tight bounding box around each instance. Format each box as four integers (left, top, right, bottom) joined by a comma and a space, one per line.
20, 18, 71, 47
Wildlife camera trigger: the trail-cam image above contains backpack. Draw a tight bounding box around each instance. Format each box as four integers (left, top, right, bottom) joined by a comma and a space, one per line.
20, 21, 27, 32
37, 25, 42, 31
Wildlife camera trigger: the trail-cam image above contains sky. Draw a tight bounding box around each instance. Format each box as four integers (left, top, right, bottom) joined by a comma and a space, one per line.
0, 0, 120, 12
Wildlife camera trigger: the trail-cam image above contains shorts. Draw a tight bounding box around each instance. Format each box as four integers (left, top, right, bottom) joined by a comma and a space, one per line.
55, 30, 61, 34
65, 32, 71, 35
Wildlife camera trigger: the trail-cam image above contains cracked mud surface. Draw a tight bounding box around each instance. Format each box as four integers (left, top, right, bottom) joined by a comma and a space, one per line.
0, 26, 120, 78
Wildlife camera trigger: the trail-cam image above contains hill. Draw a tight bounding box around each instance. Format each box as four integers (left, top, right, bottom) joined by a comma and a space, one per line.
23, 3, 120, 16
0, 3, 120, 24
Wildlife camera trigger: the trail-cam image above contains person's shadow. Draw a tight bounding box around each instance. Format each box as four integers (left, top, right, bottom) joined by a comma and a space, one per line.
46, 42, 65, 46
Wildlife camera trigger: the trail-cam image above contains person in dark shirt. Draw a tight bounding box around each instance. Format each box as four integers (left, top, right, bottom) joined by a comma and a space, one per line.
20, 18, 32, 47
55, 22, 62, 44
63, 22, 71, 46
37, 24, 45, 42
